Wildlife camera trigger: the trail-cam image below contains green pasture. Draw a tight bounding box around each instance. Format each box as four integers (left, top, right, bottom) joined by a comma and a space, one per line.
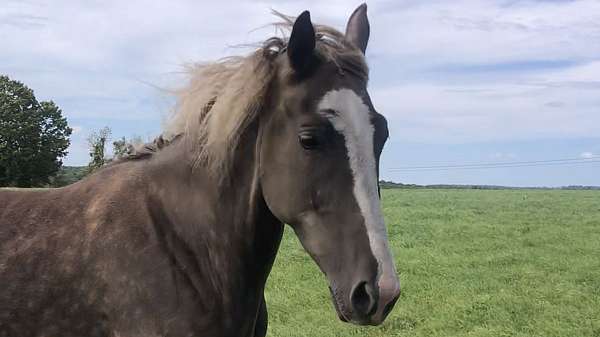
265, 189, 600, 337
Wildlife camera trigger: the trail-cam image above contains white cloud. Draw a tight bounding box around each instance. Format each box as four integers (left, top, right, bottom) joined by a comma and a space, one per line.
0, 0, 359, 122
70, 125, 83, 135
369, 0, 600, 66
490, 152, 517, 160
1, 0, 599, 166
371, 71, 600, 143
580, 152, 596, 159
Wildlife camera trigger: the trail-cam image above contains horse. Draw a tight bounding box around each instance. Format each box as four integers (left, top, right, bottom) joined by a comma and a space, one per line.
0, 4, 400, 337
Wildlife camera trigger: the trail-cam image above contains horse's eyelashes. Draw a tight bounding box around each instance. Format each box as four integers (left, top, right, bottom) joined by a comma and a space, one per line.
319, 108, 338, 116
298, 125, 332, 150
299, 133, 321, 150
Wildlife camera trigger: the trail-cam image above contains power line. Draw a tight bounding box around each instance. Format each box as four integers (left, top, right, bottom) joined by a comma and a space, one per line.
390, 156, 600, 170
389, 157, 600, 172
393, 160, 600, 172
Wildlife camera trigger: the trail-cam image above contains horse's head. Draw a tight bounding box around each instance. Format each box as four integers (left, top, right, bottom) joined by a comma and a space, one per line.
259, 5, 400, 325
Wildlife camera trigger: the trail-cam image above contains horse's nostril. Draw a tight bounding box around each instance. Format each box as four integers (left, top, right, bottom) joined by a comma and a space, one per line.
382, 292, 399, 318
350, 281, 377, 317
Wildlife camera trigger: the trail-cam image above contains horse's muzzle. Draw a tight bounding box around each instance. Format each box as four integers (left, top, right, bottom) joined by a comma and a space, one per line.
330, 276, 400, 325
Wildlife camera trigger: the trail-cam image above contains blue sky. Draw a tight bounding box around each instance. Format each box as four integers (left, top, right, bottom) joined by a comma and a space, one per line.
1, 0, 599, 186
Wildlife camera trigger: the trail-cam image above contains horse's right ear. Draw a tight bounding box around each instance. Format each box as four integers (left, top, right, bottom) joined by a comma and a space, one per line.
287, 11, 316, 73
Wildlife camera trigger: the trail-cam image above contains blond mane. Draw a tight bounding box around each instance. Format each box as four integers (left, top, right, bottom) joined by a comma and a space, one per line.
163, 12, 369, 175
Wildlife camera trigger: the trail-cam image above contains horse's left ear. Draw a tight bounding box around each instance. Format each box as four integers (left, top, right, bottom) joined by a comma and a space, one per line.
345, 3, 370, 54
288, 11, 316, 73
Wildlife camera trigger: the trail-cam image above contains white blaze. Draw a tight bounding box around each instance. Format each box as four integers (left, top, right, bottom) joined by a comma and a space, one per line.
317, 89, 398, 292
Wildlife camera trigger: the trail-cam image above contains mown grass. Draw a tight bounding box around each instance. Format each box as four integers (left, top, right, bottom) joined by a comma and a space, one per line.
265, 189, 600, 337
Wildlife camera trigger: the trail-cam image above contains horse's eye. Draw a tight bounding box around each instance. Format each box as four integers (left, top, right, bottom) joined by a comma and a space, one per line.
299, 133, 321, 150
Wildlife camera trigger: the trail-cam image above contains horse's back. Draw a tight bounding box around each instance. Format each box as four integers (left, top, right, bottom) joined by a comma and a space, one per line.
0, 162, 222, 336
0, 167, 154, 337
1, 187, 63, 245
0, 186, 109, 336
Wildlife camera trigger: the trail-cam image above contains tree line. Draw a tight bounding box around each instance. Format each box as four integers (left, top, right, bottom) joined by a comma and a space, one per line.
0, 75, 136, 188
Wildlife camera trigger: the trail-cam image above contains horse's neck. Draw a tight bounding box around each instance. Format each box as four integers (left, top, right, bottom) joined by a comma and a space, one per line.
146, 129, 283, 309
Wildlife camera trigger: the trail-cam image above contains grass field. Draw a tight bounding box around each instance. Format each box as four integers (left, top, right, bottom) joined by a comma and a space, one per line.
264, 189, 600, 337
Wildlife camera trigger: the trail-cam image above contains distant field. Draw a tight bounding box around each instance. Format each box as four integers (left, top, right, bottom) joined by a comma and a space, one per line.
265, 189, 600, 337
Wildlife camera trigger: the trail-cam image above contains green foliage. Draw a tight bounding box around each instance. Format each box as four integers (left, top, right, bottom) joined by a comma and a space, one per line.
112, 136, 129, 159
50, 166, 88, 187
266, 189, 600, 337
0, 75, 72, 187
87, 126, 111, 172
50, 134, 137, 187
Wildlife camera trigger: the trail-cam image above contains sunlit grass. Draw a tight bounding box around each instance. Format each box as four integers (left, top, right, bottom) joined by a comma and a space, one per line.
265, 189, 600, 337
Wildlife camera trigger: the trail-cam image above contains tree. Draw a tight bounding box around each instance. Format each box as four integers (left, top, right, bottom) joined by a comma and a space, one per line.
0, 75, 72, 187
50, 166, 88, 187
112, 136, 129, 159
87, 126, 111, 172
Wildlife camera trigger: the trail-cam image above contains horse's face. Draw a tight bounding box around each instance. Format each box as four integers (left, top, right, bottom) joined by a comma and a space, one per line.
259, 6, 400, 325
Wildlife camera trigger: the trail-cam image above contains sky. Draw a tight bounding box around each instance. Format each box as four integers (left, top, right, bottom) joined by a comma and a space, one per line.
1, 0, 599, 186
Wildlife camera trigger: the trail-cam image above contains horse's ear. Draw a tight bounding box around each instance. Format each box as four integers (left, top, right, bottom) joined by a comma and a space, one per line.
288, 11, 316, 73
345, 3, 370, 54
